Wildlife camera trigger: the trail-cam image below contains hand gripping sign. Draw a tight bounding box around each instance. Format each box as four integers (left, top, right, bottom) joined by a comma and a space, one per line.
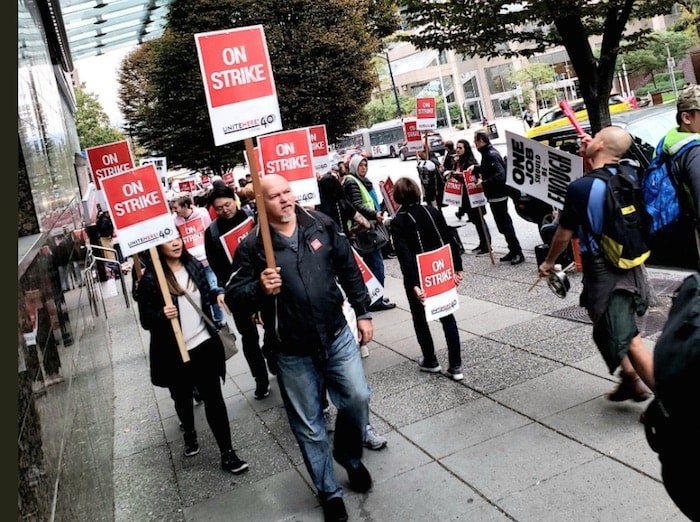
417, 244, 459, 321
194, 25, 283, 145
352, 248, 383, 305
416, 97, 437, 131
443, 177, 463, 207
258, 127, 320, 207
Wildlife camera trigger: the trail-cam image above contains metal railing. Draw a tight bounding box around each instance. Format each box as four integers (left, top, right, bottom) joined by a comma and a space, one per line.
82, 244, 131, 317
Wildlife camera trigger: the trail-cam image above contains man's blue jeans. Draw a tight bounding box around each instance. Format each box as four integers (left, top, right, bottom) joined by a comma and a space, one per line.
274, 325, 370, 500
203, 265, 225, 323
361, 248, 385, 286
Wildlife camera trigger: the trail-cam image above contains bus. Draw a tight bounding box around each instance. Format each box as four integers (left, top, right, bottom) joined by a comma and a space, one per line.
336, 119, 405, 159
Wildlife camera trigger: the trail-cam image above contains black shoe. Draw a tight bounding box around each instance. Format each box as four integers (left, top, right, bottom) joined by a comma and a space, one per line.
184, 431, 200, 457
510, 253, 525, 265
499, 252, 516, 262
322, 497, 348, 522
369, 300, 396, 312
455, 212, 463, 221
346, 462, 372, 493
221, 449, 249, 474
254, 380, 270, 400
192, 386, 203, 404
475, 248, 491, 257
471, 245, 486, 254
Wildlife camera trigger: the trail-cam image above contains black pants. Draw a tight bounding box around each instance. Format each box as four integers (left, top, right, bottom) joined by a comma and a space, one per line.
232, 309, 269, 386
489, 199, 522, 255
464, 206, 491, 249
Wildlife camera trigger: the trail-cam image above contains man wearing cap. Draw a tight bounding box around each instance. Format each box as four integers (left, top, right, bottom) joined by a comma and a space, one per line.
653, 84, 700, 270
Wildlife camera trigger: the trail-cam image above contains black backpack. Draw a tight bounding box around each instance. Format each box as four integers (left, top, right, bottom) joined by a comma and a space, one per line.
588, 161, 651, 269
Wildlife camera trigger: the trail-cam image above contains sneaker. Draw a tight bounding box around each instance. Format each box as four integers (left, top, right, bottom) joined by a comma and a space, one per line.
322, 497, 348, 522
471, 245, 485, 254
254, 381, 271, 400
184, 431, 200, 457
360, 345, 369, 358
418, 358, 442, 373
221, 449, 249, 474
447, 367, 464, 381
363, 425, 387, 450
369, 300, 396, 312
510, 253, 525, 265
499, 252, 516, 262
346, 462, 372, 493
475, 248, 491, 257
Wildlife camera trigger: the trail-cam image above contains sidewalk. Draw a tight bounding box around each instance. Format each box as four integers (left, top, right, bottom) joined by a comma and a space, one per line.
109, 250, 690, 521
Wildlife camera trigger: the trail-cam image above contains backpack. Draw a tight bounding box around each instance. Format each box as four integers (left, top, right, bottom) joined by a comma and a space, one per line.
588, 162, 651, 269
642, 137, 700, 236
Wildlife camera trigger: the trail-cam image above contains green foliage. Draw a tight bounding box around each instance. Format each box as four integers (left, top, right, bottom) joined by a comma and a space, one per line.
118, 0, 399, 174
74, 84, 124, 150
635, 72, 687, 95
620, 29, 696, 77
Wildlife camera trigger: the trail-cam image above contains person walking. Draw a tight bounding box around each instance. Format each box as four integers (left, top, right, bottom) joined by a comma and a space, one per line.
390, 177, 465, 380
538, 126, 654, 401
204, 185, 271, 400
226, 174, 374, 522
416, 148, 445, 211
134, 237, 248, 474
473, 131, 525, 265
450, 139, 492, 255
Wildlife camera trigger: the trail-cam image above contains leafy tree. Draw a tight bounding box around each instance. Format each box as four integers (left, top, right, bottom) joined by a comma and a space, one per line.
675, 0, 700, 37
401, 0, 676, 133
508, 63, 557, 119
118, 0, 399, 175
620, 30, 696, 89
74, 84, 124, 150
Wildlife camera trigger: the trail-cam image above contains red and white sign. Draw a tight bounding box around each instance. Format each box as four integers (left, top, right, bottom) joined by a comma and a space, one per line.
308, 124, 330, 174
178, 179, 196, 193
100, 164, 176, 256
379, 177, 400, 217
417, 244, 459, 320
352, 249, 383, 304
176, 216, 207, 260
403, 119, 423, 154
465, 168, 487, 208
194, 25, 282, 145
85, 140, 134, 191
443, 177, 463, 207
258, 128, 320, 206
416, 97, 437, 130
244, 146, 264, 176
201, 174, 211, 187
223, 171, 234, 186
220, 216, 255, 262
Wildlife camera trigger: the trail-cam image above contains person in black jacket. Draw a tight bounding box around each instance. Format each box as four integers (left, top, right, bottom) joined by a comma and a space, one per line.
134, 237, 248, 474
225, 174, 374, 522
390, 177, 465, 380
474, 131, 524, 265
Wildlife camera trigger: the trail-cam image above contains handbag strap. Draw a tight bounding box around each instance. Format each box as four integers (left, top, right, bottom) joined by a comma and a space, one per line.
405, 205, 444, 253
181, 291, 218, 330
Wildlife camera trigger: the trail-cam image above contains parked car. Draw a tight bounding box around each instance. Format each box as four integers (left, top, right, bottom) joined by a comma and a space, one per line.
398, 132, 446, 160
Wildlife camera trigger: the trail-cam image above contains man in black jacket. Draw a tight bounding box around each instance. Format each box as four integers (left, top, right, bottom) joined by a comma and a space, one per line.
474, 131, 524, 265
226, 174, 374, 522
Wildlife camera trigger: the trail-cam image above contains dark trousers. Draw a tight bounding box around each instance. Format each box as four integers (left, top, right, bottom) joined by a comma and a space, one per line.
406, 288, 462, 369
232, 308, 269, 385
489, 199, 522, 255
467, 206, 491, 249
169, 339, 231, 453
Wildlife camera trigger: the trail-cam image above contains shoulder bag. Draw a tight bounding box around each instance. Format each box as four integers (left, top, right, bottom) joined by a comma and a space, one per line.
181, 292, 238, 360
351, 221, 390, 255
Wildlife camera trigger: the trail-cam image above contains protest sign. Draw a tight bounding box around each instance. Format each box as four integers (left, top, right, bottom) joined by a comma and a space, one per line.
417, 244, 459, 321
308, 125, 330, 175
244, 147, 264, 177
201, 174, 211, 188
176, 216, 207, 261
403, 119, 423, 154
379, 176, 400, 217
220, 216, 255, 263
443, 177, 463, 207
194, 25, 282, 145
223, 171, 234, 185
177, 179, 196, 193
352, 249, 383, 304
465, 169, 487, 208
86, 140, 134, 191
258, 127, 320, 206
416, 97, 437, 130
140, 156, 167, 188
505, 130, 583, 210
100, 164, 176, 257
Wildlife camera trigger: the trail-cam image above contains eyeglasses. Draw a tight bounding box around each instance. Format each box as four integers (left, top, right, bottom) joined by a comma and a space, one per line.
213, 201, 234, 213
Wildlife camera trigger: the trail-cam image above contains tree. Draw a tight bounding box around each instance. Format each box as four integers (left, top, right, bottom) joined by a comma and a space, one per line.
74, 84, 124, 150
620, 30, 696, 89
117, 0, 399, 175
401, 0, 676, 134
508, 63, 557, 119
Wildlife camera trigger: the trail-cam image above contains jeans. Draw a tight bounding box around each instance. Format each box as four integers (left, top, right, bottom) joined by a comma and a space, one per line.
361, 248, 385, 287
274, 325, 370, 500
204, 265, 225, 323
489, 199, 521, 255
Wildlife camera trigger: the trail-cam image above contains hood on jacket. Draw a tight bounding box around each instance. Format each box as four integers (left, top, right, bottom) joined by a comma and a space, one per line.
348, 155, 367, 176
663, 127, 700, 155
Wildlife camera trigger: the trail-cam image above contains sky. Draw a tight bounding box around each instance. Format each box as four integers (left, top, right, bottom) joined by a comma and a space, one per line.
74, 46, 135, 128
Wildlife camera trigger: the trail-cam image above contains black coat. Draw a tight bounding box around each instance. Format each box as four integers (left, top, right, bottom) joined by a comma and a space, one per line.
135, 256, 224, 387
475, 143, 508, 200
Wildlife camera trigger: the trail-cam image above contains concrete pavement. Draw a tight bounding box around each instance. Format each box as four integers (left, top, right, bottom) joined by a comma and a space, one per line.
105, 233, 692, 521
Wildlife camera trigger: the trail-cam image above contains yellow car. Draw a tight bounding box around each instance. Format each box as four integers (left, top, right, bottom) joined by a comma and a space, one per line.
525, 95, 633, 139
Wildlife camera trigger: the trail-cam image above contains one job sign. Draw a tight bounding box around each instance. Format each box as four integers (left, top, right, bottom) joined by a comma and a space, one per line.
195, 25, 282, 145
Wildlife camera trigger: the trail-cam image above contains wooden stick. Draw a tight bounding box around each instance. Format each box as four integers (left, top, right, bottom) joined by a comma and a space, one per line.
528, 276, 543, 292
149, 246, 189, 363
244, 138, 276, 270
478, 208, 495, 265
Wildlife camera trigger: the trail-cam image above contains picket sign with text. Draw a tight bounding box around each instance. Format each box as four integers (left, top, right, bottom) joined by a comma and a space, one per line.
176, 216, 207, 261
201, 174, 211, 188
379, 176, 400, 217
417, 244, 459, 321
416, 97, 437, 131
194, 25, 282, 146
403, 119, 423, 154
352, 248, 383, 304
505, 130, 583, 210
465, 168, 487, 208
258, 127, 320, 206
220, 216, 255, 263
308, 124, 330, 174
244, 147, 264, 177
85, 140, 135, 209
443, 177, 463, 207
100, 164, 176, 257
139, 156, 167, 189
223, 171, 234, 185
178, 179, 196, 193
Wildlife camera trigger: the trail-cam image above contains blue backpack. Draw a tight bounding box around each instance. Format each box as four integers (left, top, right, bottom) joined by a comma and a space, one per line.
642, 137, 700, 235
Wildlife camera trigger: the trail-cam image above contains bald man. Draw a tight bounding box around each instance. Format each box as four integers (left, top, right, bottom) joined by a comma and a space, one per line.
539, 126, 654, 403
225, 174, 374, 521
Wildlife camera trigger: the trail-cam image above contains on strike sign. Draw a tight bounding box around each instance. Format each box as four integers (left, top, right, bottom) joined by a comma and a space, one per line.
85, 140, 134, 191
352, 249, 383, 304
443, 177, 463, 207
220, 217, 255, 263
258, 128, 320, 206
465, 168, 487, 208
308, 125, 330, 174
195, 25, 282, 145
403, 119, 423, 154
416, 97, 437, 130
417, 244, 459, 321
100, 164, 176, 256
379, 177, 400, 217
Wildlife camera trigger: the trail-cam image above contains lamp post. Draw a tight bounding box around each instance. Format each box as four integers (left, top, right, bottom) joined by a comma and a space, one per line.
381, 51, 403, 118
433, 53, 452, 129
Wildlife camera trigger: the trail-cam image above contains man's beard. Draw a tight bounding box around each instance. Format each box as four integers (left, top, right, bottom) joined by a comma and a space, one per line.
280, 211, 295, 223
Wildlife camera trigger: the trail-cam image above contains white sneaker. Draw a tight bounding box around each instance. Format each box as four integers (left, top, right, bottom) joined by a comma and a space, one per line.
363, 424, 387, 450
360, 345, 369, 358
